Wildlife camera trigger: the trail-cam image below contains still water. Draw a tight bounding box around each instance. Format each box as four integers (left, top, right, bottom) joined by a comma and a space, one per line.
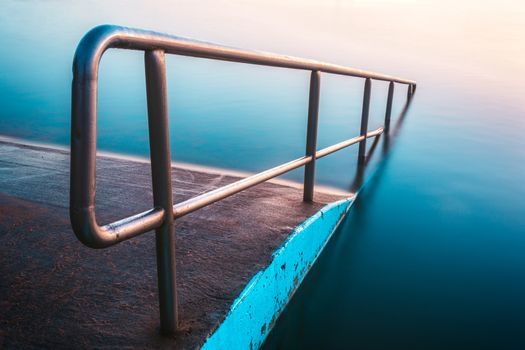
263, 89, 525, 349
1, 0, 524, 348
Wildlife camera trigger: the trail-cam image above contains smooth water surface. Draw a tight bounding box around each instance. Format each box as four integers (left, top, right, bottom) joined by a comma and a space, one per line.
1, 0, 524, 348
263, 87, 525, 349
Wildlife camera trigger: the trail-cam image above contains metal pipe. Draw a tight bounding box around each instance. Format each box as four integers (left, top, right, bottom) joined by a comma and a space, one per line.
173, 156, 312, 218
100, 208, 165, 242
73, 25, 416, 85
145, 50, 178, 334
172, 128, 382, 219
303, 71, 321, 202
358, 78, 372, 165
384, 81, 394, 133
316, 128, 382, 159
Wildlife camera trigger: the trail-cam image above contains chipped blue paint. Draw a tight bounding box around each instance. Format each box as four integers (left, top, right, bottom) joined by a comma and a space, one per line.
201, 197, 355, 350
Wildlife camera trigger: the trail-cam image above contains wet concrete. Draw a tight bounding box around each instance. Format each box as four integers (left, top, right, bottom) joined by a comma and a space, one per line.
0, 139, 346, 349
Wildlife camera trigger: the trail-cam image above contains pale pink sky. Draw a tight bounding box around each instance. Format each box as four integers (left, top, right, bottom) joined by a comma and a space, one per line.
1, 0, 523, 110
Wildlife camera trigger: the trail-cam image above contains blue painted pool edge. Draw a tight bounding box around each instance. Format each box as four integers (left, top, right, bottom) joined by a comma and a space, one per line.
201, 197, 355, 350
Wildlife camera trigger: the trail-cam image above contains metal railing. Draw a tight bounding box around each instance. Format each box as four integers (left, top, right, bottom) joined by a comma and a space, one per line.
70, 24, 416, 335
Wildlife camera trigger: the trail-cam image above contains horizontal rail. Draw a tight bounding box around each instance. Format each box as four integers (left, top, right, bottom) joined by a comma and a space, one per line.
102, 207, 165, 242
70, 206, 165, 248
72, 127, 383, 235
173, 128, 383, 218
174, 156, 310, 218
316, 127, 383, 159
74, 25, 416, 85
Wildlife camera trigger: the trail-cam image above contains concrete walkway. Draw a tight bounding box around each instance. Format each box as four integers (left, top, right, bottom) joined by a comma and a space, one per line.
0, 139, 347, 349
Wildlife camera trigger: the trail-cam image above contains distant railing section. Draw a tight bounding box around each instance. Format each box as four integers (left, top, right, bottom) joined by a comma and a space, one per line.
70, 24, 416, 335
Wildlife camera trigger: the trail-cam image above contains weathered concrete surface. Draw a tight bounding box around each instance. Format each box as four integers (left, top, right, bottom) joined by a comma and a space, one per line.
0, 139, 347, 349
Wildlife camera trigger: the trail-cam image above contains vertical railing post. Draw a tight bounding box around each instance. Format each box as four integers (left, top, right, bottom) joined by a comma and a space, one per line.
384, 81, 394, 133
145, 49, 178, 335
358, 78, 371, 165
303, 70, 321, 202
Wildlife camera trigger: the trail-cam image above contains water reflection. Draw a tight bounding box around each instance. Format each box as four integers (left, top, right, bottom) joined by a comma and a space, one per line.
350, 87, 415, 193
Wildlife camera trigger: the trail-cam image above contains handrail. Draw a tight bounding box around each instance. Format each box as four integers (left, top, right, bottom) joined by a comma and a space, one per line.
70, 24, 416, 335
72, 24, 416, 84
172, 128, 383, 219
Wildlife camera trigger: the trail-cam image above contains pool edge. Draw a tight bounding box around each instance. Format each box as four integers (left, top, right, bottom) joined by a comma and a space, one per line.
201, 197, 355, 350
